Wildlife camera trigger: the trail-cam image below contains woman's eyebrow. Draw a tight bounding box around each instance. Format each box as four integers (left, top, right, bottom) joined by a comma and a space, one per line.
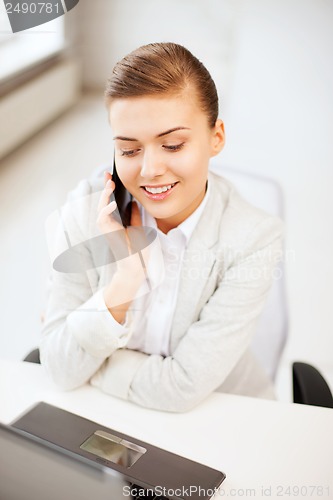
113, 126, 191, 141
156, 126, 191, 138
113, 136, 137, 142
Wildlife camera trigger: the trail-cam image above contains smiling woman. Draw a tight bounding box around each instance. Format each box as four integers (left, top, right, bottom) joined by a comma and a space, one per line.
109, 93, 224, 233
39, 42, 284, 412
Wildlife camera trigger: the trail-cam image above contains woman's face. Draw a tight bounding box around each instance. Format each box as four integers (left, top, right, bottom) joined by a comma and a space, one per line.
109, 90, 225, 233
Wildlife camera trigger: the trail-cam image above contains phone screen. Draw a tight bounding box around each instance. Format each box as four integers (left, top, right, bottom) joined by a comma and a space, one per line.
112, 155, 132, 228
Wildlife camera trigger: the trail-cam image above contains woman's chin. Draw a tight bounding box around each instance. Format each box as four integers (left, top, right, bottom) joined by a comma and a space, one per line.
138, 196, 178, 217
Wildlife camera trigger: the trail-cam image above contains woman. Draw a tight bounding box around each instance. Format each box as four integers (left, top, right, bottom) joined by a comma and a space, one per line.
40, 42, 283, 412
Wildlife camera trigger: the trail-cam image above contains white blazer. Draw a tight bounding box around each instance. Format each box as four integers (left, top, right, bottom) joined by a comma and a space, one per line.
40, 170, 283, 412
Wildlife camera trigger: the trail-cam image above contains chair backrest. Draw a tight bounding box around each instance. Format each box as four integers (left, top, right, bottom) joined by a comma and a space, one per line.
209, 163, 288, 381
293, 362, 333, 408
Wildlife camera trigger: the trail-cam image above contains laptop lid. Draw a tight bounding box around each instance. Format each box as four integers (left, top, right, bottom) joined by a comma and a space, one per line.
0, 420, 130, 500
1, 402, 226, 500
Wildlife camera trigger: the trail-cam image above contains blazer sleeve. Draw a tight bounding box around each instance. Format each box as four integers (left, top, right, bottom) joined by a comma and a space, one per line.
90, 215, 284, 412
39, 179, 133, 390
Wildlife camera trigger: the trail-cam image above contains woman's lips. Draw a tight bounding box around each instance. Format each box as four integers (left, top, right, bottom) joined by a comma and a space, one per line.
140, 182, 179, 201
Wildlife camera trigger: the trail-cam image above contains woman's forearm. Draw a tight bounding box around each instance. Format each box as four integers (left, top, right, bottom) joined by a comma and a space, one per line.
103, 258, 148, 324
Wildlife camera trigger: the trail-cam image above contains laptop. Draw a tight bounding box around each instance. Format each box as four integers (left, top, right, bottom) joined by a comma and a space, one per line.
0, 402, 226, 500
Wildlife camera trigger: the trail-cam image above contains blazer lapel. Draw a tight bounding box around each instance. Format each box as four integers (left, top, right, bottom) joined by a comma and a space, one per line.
169, 172, 225, 351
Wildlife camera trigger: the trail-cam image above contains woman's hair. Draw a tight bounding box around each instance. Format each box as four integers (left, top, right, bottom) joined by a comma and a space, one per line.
104, 42, 219, 128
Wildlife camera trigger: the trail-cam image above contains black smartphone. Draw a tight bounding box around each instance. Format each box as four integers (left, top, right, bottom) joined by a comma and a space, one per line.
112, 155, 132, 228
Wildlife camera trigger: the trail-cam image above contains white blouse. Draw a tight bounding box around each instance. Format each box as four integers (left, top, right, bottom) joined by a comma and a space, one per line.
126, 181, 210, 356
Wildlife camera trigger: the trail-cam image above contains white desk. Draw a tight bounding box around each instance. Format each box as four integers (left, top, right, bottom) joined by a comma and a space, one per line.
1, 359, 332, 499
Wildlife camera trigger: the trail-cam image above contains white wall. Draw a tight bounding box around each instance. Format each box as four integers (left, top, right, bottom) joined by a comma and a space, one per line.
75, 0, 333, 373
77, 0, 238, 104
220, 0, 333, 373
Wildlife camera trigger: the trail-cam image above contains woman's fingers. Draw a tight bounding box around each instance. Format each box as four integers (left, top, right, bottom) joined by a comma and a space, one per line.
97, 173, 121, 234
97, 177, 116, 213
100, 200, 117, 217
104, 170, 112, 186
97, 199, 120, 230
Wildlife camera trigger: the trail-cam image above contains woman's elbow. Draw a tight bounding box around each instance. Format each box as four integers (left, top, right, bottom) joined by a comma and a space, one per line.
39, 350, 84, 391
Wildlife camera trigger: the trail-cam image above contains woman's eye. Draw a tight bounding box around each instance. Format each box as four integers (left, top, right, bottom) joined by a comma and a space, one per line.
120, 149, 139, 157
163, 143, 185, 152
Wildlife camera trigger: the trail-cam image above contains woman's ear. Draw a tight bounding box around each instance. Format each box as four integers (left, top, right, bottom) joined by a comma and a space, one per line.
210, 119, 225, 157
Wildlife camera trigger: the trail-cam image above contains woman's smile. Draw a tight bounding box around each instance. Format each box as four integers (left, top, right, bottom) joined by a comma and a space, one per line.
141, 181, 179, 200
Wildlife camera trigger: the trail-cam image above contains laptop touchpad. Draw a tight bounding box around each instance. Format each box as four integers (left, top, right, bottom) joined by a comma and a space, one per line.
80, 430, 146, 468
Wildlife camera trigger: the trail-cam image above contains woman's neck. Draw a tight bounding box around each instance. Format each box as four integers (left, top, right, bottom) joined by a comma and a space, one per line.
155, 181, 207, 234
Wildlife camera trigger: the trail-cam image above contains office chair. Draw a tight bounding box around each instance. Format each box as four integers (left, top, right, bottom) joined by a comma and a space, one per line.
24, 163, 333, 408
293, 362, 333, 408
24, 349, 40, 364
210, 163, 333, 408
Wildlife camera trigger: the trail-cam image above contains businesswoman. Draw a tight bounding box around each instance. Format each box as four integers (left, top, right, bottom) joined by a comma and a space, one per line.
40, 42, 283, 412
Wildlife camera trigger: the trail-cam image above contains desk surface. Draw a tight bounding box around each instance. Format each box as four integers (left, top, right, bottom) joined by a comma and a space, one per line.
1, 359, 332, 500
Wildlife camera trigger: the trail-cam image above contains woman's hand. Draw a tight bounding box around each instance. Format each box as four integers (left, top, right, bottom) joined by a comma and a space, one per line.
97, 171, 143, 270
97, 171, 148, 323
96, 171, 118, 234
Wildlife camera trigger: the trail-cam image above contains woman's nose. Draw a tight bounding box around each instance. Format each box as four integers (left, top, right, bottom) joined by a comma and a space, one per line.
140, 150, 166, 179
